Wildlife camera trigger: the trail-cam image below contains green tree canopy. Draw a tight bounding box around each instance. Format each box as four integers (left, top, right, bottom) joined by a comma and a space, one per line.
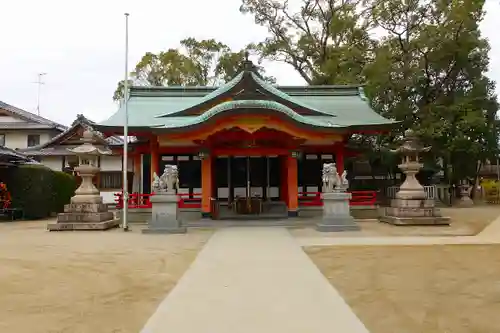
241, 0, 374, 85
113, 38, 275, 101
240, 0, 499, 182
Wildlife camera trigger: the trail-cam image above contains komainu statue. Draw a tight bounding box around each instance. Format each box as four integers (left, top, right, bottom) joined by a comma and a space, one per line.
151, 172, 162, 193
340, 170, 349, 190
322, 163, 340, 193
151, 165, 179, 193
161, 165, 179, 193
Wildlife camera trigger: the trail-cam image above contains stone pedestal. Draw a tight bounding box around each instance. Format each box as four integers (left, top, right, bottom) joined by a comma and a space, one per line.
381, 198, 450, 225
316, 191, 359, 232
48, 203, 119, 231
142, 193, 186, 234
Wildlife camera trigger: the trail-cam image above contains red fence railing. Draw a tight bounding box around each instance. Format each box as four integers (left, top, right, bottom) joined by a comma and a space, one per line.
298, 190, 377, 207
114, 193, 153, 209
297, 192, 322, 206
114, 192, 202, 209
349, 191, 377, 206
114, 190, 377, 209
178, 193, 202, 209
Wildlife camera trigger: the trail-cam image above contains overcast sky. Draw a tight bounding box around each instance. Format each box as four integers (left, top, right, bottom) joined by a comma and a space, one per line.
1, 0, 499, 126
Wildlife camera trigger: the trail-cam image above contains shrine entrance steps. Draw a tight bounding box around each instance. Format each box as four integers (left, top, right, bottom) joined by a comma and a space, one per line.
216, 200, 288, 220
184, 219, 315, 228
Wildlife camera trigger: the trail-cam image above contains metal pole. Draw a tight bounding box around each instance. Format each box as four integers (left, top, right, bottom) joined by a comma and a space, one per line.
35, 73, 46, 116
122, 13, 130, 232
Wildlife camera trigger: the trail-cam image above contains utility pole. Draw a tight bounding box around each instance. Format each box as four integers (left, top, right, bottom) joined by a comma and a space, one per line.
122, 13, 130, 232
34, 73, 47, 116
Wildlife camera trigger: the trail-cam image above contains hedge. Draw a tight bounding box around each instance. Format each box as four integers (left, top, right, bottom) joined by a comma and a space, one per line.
51, 170, 78, 214
0, 164, 76, 219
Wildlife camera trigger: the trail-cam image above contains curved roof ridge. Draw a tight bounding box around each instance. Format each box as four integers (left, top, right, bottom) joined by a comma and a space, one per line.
154, 72, 244, 118
156, 100, 341, 129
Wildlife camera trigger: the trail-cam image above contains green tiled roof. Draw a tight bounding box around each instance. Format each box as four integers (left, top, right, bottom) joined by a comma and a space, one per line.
98, 84, 397, 132
291, 94, 392, 126
250, 73, 325, 114
154, 67, 332, 117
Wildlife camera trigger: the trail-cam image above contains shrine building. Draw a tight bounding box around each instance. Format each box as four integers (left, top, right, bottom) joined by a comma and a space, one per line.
96, 59, 397, 220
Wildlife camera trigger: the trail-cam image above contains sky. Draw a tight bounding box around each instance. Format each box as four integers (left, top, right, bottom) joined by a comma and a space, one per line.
1, 0, 499, 126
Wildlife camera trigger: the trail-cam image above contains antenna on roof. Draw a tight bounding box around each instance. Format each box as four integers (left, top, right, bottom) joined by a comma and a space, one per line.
33, 73, 47, 116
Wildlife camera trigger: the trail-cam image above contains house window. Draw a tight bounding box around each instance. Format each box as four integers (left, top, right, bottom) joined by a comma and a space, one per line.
98, 171, 133, 192
27, 134, 40, 147
0, 134, 5, 146
99, 172, 122, 190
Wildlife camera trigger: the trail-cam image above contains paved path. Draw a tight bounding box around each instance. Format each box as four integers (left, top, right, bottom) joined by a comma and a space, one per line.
297, 235, 500, 246
299, 215, 500, 247
141, 227, 369, 333
478, 215, 500, 239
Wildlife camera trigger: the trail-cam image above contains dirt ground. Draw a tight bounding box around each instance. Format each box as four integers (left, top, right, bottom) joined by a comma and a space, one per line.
0, 220, 212, 333
291, 206, 500, 238
306, 244, 500, 333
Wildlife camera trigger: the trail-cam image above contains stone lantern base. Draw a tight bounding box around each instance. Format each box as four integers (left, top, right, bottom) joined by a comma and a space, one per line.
47, 203, 119, 231
380, 198, 450, 226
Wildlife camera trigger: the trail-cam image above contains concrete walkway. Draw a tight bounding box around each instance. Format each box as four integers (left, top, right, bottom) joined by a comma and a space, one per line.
478, 214, 500, 239
299, 215, 500, 247
141, 227, 369, 333
297, 235, 500, 246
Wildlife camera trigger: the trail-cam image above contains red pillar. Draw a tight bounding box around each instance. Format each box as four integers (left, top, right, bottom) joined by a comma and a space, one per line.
280, 155, 289, 202
336, 144, 345, 175
150, 136, 160, 184
286, 154, 298, 217
201, 155, 213, 218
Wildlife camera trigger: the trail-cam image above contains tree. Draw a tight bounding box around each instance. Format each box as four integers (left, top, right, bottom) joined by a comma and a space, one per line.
365, 0, 499, 183
240, 0, 375, 84
113, 38, 274, 100
241, 0, 499, 182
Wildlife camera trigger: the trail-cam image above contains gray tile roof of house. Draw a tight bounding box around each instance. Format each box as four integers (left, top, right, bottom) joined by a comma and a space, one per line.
0, 122, 60, 130
0, 101, 67, 132
71, 115, 124, 145
0, 145, 36, 163
20, 114, 125, 156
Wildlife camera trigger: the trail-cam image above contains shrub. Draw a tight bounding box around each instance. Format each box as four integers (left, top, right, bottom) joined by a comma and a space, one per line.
5, 165, 54, 219
51, 171, 77, 214
0, 164, 77, 219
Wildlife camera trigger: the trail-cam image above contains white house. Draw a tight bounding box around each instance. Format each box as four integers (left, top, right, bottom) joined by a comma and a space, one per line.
0, 100, 66, 149
0, 101, 128, 203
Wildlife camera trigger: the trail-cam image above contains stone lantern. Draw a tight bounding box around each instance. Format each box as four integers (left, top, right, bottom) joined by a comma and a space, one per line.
69, 130, 111, 203
47, 129, 119, 231
380, 129, 450, 225
392, 129, 430, 200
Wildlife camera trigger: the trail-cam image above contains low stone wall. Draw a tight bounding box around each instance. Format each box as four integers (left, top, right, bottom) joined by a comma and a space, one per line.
118, 208, 202, 223
298, 206, 380, 220
298, 206, 322, 218
351, 206, 382, 220
118, 206, 381, 223
179, 208, 203, 221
